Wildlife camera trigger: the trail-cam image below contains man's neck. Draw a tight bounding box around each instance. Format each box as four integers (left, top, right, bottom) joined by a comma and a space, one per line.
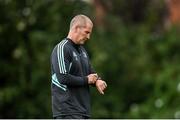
67, 33, 78, 44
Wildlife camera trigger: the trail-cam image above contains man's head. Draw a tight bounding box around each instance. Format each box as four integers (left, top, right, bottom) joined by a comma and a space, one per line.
68, 14, 93, 45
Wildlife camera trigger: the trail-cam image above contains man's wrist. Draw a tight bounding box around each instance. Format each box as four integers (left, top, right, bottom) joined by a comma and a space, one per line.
96, 76, 101, 80
95, 77, 101, 84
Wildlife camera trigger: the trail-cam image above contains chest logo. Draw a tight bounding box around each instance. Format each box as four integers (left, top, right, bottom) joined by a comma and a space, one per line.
73, 51, 78, 61
82, 52, 87, 58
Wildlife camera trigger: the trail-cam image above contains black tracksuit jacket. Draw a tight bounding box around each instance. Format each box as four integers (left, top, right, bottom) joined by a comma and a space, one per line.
51, 38, 95, 118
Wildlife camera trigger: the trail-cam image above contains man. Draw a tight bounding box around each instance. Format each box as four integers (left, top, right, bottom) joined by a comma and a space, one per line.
50, 14, 107, 119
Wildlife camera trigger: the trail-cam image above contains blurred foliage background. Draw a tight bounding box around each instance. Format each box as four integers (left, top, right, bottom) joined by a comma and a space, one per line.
0, 0, 180, 118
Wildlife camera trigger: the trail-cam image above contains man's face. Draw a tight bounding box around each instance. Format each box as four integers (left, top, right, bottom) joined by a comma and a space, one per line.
77, 23, 92, 44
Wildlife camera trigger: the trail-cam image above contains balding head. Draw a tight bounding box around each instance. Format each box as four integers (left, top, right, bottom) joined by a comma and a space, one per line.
69, 14, 93, 30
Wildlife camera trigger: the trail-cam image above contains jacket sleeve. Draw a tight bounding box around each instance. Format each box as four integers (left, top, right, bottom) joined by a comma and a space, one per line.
51, 43, 88, 87
84, 48, 102, 87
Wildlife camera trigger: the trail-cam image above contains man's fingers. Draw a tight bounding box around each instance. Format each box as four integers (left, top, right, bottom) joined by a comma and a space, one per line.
98, 88, 104, 95
96, 80, 107, 94
98, 85, 106, 94
103, 82, 107, 87
101, 82, 107, 90
93, 74, 98, 78
101, 91, 104, 95
92, 74, 98, 82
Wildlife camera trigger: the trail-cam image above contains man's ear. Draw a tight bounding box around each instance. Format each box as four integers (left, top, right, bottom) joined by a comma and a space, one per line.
74, 25, 79, 33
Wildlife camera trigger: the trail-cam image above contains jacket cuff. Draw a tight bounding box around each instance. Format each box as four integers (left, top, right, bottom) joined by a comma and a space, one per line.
83, 76, 88, 85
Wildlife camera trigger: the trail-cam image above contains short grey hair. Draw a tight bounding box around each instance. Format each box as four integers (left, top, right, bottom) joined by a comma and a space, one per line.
69, 14, 93, 30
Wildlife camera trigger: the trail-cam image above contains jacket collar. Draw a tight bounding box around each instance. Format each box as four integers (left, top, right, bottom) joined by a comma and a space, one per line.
66, 38, 80, 48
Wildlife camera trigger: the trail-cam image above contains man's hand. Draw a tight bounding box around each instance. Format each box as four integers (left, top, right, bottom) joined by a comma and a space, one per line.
87, 73, 98, 84
95, 79, 107, 95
